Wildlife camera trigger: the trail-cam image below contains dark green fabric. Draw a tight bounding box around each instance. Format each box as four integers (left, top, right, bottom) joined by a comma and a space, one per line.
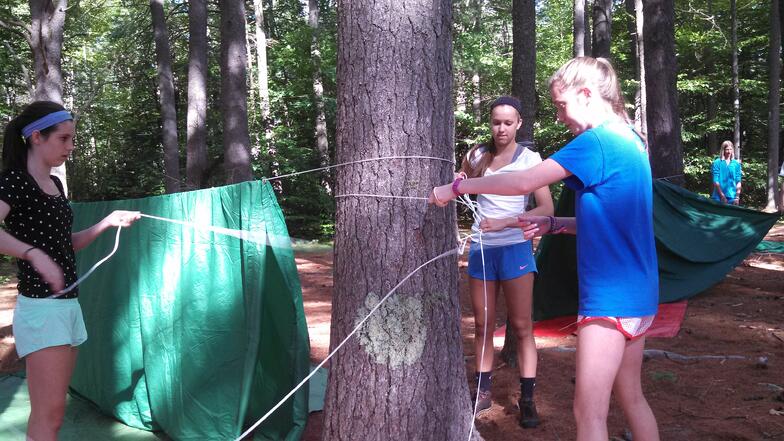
533, 181, 781, 321
69, 180, 310, 441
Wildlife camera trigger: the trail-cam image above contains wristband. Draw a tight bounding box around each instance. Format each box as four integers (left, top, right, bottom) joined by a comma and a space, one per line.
451, 177, 464, 196
547, 216, 566, 234
22, 246, 36, 260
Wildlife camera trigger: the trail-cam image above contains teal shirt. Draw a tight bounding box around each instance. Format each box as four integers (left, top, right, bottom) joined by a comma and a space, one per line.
711, 158, 742, 201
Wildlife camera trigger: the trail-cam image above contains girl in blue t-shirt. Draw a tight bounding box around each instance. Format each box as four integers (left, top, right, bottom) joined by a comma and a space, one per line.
459, 96, 553, 427
430, 57, 660, 441
711, 140, 742, 205
0, 101, 141, 441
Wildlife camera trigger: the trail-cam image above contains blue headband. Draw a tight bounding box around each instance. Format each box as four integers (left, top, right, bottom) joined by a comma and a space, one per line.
21, 110, 73, 139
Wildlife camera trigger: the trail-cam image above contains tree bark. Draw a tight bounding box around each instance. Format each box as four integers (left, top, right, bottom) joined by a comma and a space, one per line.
643, 0, 683, 183
325, 0, 479, 439
574, 0, 587, 57
511, 0, 536, 143
706, 0, 718, 155
731, 0, 741, 159
186, 0, 208, 190
584, 0, 592, 56
625, 0, 646, 137
28, 0, 68, 195
150, 0, 180, 193
591, 0, 612, 59
767, 0, 781, 211
470, 0, 483, 123
220, 0, 254, 184
309, 0, 331, 184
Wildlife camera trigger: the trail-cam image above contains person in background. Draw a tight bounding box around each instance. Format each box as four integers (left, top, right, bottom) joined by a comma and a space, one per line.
711, 140, 742, 205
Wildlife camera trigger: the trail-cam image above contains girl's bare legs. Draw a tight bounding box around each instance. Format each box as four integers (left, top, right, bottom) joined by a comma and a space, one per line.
26, 345, 78, 441
573, 321, 626, 441
500, 273, 537, 377
613, 336, 660, 441
469, 278, 499, 372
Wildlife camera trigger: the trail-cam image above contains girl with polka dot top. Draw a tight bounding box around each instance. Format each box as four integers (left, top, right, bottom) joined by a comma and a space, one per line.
0, 101, 140, 441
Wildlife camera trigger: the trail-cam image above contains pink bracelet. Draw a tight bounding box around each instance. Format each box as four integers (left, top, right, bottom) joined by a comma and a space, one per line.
451, 177, 464, 196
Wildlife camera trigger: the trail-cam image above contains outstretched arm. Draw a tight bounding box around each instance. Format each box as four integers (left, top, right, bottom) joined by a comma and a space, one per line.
430, 159, 570, 206
72, 211, 141, 251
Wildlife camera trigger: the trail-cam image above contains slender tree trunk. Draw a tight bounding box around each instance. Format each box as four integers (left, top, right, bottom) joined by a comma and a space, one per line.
470, 0, 483, 123
29, 0, 68, 195
706, 0, 718, 154
767, 0, 781, 211
150, 0, 181, 193
584, 0, 592, 56
512, 0, 535, 143
625, 0, 646, 137
309, 0, 331, 182
325, 0, 479, 439
636, 0, 647, 138
643, 0, 683, 183
220, 0, 254, 184
186, 0, 208, 190
574, 0, 587, 57
592, 0, 612, 59
254, 0, 272, 143
731, 0, 741, 159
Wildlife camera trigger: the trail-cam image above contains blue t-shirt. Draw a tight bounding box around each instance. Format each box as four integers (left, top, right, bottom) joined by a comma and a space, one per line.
711, 158, 742, 201
549, 122, 659, 317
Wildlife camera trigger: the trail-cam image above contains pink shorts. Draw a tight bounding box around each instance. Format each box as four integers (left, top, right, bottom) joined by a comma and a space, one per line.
577, 314, 656, 340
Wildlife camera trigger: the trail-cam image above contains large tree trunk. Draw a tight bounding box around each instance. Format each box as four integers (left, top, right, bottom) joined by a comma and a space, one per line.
325, 0, 478, 439
767, 0, 781, 211
220, 0, 253, 184
186, 0, 208, 190
591, 0, 612, 59
309, 0, 331, 182
29, 0, 68, 195
573, 0, 588, 57
731, 0, 741, 159
643, 0, 683, 183
150, 0, 180, 193
511, 0, 536, 143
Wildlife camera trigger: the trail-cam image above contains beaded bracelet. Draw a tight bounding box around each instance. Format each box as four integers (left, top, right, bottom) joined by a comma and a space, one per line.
451, 177, 464, 196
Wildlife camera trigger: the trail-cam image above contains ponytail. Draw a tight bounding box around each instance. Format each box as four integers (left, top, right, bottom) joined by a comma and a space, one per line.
2, 101, 68, 172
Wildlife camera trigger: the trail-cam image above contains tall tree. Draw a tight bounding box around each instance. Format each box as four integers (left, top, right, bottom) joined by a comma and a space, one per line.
150, 0, 180, 193
26, 0, 69, 195
309, 0, 330, 178
253, 0, 272, 141
731, 0, 741, 159
325, 0, 477, 438
591, 0, 612, 59
705, 0, 719, 155
644, 0, 683, 182
186, 0, 208, 190
625, 0, 646, 137
766, 0, 781, 211
470, 0, 483, 123
220, 0, 253, 184
512, 0, 536, 142
573, 0, 588, 57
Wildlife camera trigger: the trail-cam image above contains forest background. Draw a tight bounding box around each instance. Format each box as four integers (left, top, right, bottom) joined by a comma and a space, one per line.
0, 0, 782, 240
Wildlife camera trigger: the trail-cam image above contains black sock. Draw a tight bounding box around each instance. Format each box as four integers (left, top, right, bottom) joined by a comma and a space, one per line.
476, 371, 493, 392
520, 377, 536, 400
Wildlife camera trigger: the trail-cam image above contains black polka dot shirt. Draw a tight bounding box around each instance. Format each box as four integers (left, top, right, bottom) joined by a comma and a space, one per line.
0, 169, 78, 299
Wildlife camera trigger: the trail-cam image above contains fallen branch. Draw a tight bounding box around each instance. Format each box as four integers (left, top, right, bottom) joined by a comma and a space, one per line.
543, 346, 747, 362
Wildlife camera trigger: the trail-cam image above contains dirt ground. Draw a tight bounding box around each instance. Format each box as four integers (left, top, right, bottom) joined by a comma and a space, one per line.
1, 225, 782, 440
296, 224, 784, 441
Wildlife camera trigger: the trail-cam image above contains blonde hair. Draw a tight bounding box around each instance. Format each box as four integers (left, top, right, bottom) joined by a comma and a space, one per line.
720, 140, 735, 159
548, 57, 631, 125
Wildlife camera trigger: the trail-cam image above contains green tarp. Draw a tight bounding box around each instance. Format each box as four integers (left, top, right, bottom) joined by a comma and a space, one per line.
69, 180, 310, 440
533, 180, 781, 321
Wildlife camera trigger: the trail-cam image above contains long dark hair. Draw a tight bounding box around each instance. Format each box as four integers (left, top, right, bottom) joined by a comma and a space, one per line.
2, 101, 68, 171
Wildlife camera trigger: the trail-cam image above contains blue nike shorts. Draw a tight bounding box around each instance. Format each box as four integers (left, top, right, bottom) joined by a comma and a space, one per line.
467, 241, 537, 281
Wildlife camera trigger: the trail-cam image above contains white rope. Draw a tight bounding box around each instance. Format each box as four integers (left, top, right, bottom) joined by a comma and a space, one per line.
468, 229, 489, 440
262, 155, 454, 182
48, 226, 123, 299
234, 241, 469, 441
334, 194, 429, 201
